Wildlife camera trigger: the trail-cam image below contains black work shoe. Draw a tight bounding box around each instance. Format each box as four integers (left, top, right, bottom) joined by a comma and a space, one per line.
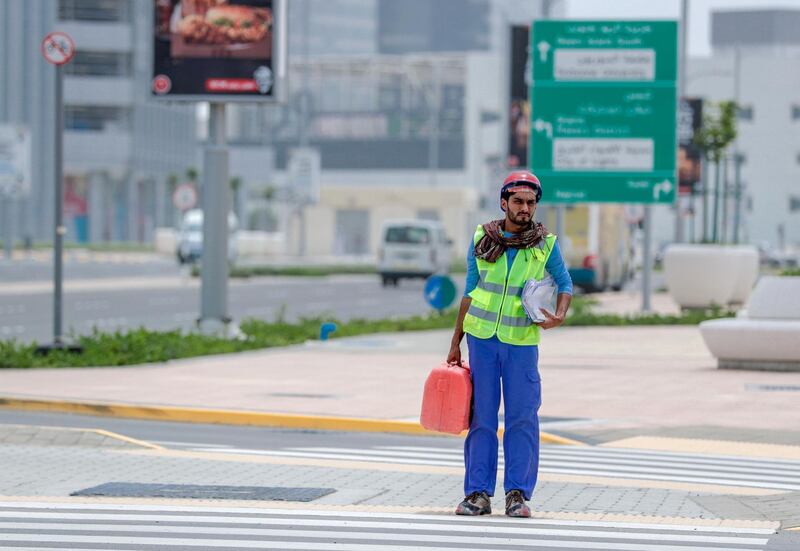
505, 489, 531, 518
455, 491, 492, 516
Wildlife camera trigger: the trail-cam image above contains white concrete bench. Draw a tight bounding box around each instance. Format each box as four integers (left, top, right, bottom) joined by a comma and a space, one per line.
699, 276, 800, 371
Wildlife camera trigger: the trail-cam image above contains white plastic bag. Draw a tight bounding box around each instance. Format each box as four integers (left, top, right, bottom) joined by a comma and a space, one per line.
521, 275, 557, 323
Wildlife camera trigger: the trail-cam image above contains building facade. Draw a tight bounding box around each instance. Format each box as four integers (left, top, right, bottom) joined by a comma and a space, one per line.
0, 0, 196, 245
652, 9, 800, 250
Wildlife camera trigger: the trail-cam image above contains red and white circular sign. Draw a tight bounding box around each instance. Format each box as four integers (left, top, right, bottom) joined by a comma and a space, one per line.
153, 74, 172, 95
41, 32, 75, 66
172, 183, 198, 211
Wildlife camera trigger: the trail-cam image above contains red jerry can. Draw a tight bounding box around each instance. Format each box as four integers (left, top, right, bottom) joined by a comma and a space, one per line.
420, 362, 472, 434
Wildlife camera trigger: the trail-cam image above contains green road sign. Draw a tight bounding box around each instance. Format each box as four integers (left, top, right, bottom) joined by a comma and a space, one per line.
530, 21, 678, 204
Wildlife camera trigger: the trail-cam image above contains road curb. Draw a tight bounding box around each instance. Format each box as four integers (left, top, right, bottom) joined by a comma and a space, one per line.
0, 397, 583, 445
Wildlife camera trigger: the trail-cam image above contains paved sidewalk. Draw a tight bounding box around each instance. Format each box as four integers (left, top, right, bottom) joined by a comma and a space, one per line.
0, 425, 789, 529
1, 326, 799, 445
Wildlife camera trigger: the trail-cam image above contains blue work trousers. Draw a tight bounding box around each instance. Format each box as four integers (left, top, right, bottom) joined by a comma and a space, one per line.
464, 334, 541, 500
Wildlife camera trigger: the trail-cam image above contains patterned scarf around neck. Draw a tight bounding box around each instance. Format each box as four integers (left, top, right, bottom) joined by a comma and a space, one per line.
474, 219, 549, 263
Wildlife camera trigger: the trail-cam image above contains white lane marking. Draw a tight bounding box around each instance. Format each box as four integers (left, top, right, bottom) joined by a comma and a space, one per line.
538, 467, 800, 491
537, 459, 800, 483
0, 522, 769, 546
191, 448, 464, 467
383, 445, 800, 474
196, 446, 800, 487
150, 441, 232, 448
539, 452, 800, 476
390, 445, 800, 468
0, 534, 767, 551
0, 502, 777, 534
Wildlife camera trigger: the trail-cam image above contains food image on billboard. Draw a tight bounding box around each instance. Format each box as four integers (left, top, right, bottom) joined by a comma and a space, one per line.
153, 0, 283, 100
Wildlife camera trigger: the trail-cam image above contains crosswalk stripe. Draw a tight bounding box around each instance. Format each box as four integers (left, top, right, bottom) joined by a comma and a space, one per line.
539, 454, 800, 477
0, 502, 777, 534
0, 503, 774, 550
0, 521, 770, 546
191, 446, 800, 490
539, 458, 800, 485
536, 467, 800, 491
294, 445, 800, 479
0, 534, 768, 551
192, 448, 465, 467
388, 445, 800, 468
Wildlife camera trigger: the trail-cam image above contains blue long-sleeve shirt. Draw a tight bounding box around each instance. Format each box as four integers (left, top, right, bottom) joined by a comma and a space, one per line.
464, 234, 573, 297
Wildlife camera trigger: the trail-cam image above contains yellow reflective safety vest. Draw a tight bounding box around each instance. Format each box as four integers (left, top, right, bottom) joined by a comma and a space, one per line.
463, 225, 557, 346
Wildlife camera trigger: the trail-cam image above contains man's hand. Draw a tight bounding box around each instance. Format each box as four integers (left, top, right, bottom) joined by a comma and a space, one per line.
535, 308, 565, 330
447, 342, 462, 366
447, 296, 472, 366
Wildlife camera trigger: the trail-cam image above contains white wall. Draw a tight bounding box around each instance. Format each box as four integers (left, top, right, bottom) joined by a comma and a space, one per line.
685, 54, 800, 248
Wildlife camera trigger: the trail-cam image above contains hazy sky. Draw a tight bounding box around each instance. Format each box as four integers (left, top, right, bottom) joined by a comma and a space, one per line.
565, 0, 800, 57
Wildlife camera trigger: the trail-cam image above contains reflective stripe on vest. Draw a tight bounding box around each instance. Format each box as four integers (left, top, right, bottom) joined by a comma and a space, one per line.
463, 225, 557, 346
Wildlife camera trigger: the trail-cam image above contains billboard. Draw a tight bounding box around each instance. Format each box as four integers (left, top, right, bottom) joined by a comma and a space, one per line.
152, 0, 286, 102
507, 25, 530, 168
678, 97, 703, 195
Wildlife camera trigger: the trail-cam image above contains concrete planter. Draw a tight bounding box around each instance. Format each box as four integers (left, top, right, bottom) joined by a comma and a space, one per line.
699, 276, 800, 371
663, 244, 759, 309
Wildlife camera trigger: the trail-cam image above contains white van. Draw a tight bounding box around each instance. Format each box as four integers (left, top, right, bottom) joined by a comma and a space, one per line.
176, 209, 239, 265
377, 219, 452, 286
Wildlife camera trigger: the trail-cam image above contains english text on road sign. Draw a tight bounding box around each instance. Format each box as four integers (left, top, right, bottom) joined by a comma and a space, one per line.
530, 21, 678, 204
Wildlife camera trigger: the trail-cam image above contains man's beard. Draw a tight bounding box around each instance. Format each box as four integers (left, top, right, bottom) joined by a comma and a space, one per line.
508, 212, 532, 226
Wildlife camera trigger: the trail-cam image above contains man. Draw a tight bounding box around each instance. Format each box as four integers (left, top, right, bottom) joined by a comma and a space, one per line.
447, 171, 572, 518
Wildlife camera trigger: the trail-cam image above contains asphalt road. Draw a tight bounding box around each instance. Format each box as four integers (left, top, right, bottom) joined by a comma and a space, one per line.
0, 265, 460, 343
0, 409, 458, 453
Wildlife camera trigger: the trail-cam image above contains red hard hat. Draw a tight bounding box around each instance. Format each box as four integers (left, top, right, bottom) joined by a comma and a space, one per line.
503, 171, 540, 188
501, 171, 542, 201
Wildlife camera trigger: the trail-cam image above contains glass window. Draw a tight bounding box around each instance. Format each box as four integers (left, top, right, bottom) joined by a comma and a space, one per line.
59, 0, 131, 22
737, 105, 754, 121
385, 226, 430, 244
65, 106, 131, 131
63, 52, 132, 77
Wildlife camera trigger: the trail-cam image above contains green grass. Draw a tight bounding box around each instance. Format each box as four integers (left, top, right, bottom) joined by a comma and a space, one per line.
779, 267, 800, 277
0, 241, 154, 253
0, 296, 734, 368
198, 263, 467, 279
219, 265, 378, 278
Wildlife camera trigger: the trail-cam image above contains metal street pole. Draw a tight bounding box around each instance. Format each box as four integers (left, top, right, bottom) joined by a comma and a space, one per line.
721, 154, 729, 243
642, 205, 653, 312
53, 63, 65, 344
674, 0, 688, 243
428, 60, 440, 189
3, 198, 13, 260
541, 0, 566, 239
733, 153, 743, 244
712, 157, 721, 243
701, 154, 709, 242
199, 102, 231, 335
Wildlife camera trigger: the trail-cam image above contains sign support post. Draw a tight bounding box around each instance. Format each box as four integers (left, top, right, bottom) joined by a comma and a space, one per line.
198, 102, 232, 336
38, 31, 76, 351
152, 0, 286, 338
53, 62, 65, 343
642, 206, 653, 312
